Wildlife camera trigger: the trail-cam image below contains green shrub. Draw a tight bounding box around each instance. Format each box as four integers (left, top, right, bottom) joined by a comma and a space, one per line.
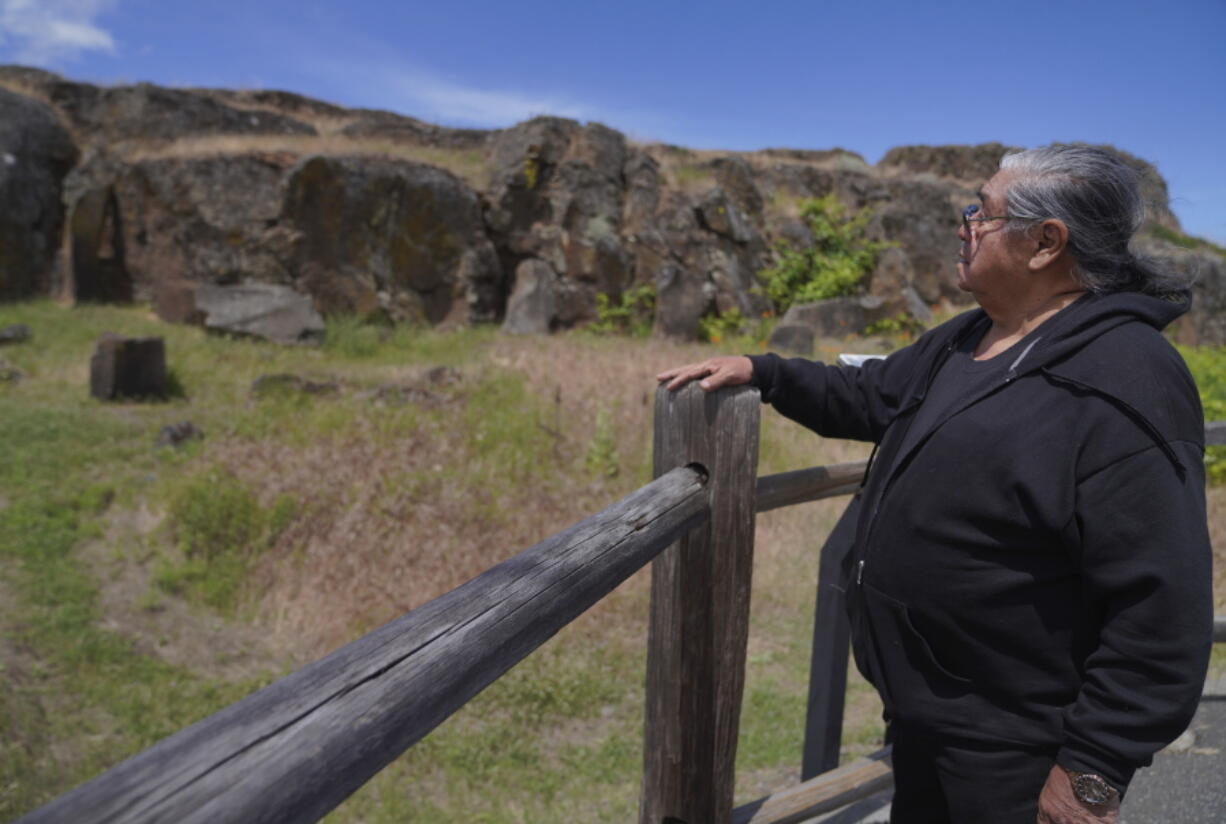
1178, 345, 1226, 484
864, 312, 925, 342
158, 467, 295, 611
757, 194, 889, 313
590, 285, 656, 337
323, 314, 385, 359
697, 307, 747, 344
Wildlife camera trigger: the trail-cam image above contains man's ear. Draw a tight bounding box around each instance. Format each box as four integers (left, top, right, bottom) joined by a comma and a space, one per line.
1028, 219, 1069, 271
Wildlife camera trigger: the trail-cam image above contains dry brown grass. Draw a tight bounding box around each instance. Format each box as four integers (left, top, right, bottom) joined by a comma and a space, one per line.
120, 134, 490, 187
1209, 485, 1226, 613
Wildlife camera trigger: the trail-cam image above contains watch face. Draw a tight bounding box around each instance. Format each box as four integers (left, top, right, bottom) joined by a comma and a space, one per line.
1071, 773, 1115, 805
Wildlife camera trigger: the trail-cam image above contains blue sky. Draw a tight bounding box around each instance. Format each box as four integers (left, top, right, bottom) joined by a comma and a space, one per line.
2, 0, 1224, 242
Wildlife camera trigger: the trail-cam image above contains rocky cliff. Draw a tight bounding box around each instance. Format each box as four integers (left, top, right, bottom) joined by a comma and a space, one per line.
1, 65, 1220, 343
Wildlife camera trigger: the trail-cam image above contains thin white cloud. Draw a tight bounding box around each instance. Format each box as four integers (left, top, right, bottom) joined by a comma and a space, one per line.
0, 0, 117, 65
295, 37, 681, 139
382, 68, 596, 128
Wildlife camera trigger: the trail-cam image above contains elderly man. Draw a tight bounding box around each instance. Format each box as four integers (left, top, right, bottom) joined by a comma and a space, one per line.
658, 145, 1212, 824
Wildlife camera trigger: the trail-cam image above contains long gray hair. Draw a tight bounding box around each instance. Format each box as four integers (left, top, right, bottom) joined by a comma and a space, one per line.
999, 145, 1186, 296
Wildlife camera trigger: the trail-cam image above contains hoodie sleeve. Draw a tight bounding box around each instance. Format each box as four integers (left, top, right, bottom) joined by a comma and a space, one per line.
747, 337, 935, 442
1057, 439, 1213, 793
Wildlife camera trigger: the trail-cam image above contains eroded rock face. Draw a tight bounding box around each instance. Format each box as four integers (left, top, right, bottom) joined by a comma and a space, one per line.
486, 118, 634, 327
41, 80, 316, 145
107, 153, 296, 302
283, 155, 502, 324
68, 185, 131, 302
0, 87, 78, 299
1, 68, 1220, 343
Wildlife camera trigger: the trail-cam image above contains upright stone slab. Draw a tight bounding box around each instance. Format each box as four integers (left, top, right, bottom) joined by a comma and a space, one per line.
90, 334, 167, 400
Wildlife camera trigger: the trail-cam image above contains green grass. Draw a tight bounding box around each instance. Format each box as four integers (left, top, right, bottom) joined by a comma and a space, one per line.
0, 302, 504, 818
0, 392, 276, 817
155, 467, 296, 612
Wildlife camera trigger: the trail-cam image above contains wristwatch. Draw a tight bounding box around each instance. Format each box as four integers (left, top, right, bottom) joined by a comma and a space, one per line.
1066, 770, 1120, 805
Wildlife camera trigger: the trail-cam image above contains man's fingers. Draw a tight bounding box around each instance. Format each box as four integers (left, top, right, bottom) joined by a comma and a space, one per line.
667, 366, 709, 390
659, 357, 752, 392
657, 361, 708, 390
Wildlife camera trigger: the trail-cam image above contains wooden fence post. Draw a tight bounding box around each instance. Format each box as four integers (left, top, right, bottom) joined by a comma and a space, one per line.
640, 382, 760, 824
800, 497, 859, 779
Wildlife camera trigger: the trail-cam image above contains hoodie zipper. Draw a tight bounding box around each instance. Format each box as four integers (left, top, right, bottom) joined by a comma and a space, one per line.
854, 337, 959, 588
855, 330, 1042, 589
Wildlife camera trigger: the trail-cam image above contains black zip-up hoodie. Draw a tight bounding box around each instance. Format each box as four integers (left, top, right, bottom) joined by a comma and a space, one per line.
749, 291, 1213, 793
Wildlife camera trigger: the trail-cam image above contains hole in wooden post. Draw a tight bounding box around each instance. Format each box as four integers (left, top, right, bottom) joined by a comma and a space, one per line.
685, 462, 710, 484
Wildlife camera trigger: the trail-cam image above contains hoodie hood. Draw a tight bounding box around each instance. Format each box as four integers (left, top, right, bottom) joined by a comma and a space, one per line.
918, 289, 1201, 465
1023, 289, 1202, 454
1021, 288, 1191, 371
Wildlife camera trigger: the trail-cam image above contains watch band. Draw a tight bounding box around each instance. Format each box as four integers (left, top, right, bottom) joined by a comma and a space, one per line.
1066, 770, 1120, 805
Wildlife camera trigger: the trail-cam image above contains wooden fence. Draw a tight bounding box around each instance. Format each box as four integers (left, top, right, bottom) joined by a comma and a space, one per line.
20, 387, 1226, 824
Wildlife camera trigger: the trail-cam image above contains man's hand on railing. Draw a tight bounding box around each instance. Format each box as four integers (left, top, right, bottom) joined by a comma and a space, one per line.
657, 356, 753, 392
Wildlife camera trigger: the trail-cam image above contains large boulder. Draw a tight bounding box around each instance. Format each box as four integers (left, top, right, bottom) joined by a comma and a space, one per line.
0, 87, 78, 299
97, 153, 296, 304
773, 296, 895, 340
283, 155, 502, 324
485, 118, 633, 327
194, 282, 325, 344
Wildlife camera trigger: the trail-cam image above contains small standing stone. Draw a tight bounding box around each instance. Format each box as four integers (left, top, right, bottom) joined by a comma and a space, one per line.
90, 334, 168, 400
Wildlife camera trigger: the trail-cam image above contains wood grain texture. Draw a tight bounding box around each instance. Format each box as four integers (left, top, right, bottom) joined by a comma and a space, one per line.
731, 747, 893, 824
754, 461, 866, 513
641, 383, 761, 824
801, 497, 859, 780
20, 466, 710, 824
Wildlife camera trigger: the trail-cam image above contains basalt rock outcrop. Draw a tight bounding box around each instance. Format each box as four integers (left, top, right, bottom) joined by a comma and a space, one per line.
0, 86, 78, 299
1, 65, 1221, 343
284, 155, 501, 324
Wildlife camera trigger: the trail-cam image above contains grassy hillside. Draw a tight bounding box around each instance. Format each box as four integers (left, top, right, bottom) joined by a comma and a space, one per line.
0, 302, 1222, 822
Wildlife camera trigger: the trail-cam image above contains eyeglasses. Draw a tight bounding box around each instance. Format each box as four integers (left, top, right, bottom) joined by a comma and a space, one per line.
962, 204, 1014, 231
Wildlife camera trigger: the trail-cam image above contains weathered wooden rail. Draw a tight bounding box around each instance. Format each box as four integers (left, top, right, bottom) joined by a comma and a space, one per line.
20, 383, 1226, 824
